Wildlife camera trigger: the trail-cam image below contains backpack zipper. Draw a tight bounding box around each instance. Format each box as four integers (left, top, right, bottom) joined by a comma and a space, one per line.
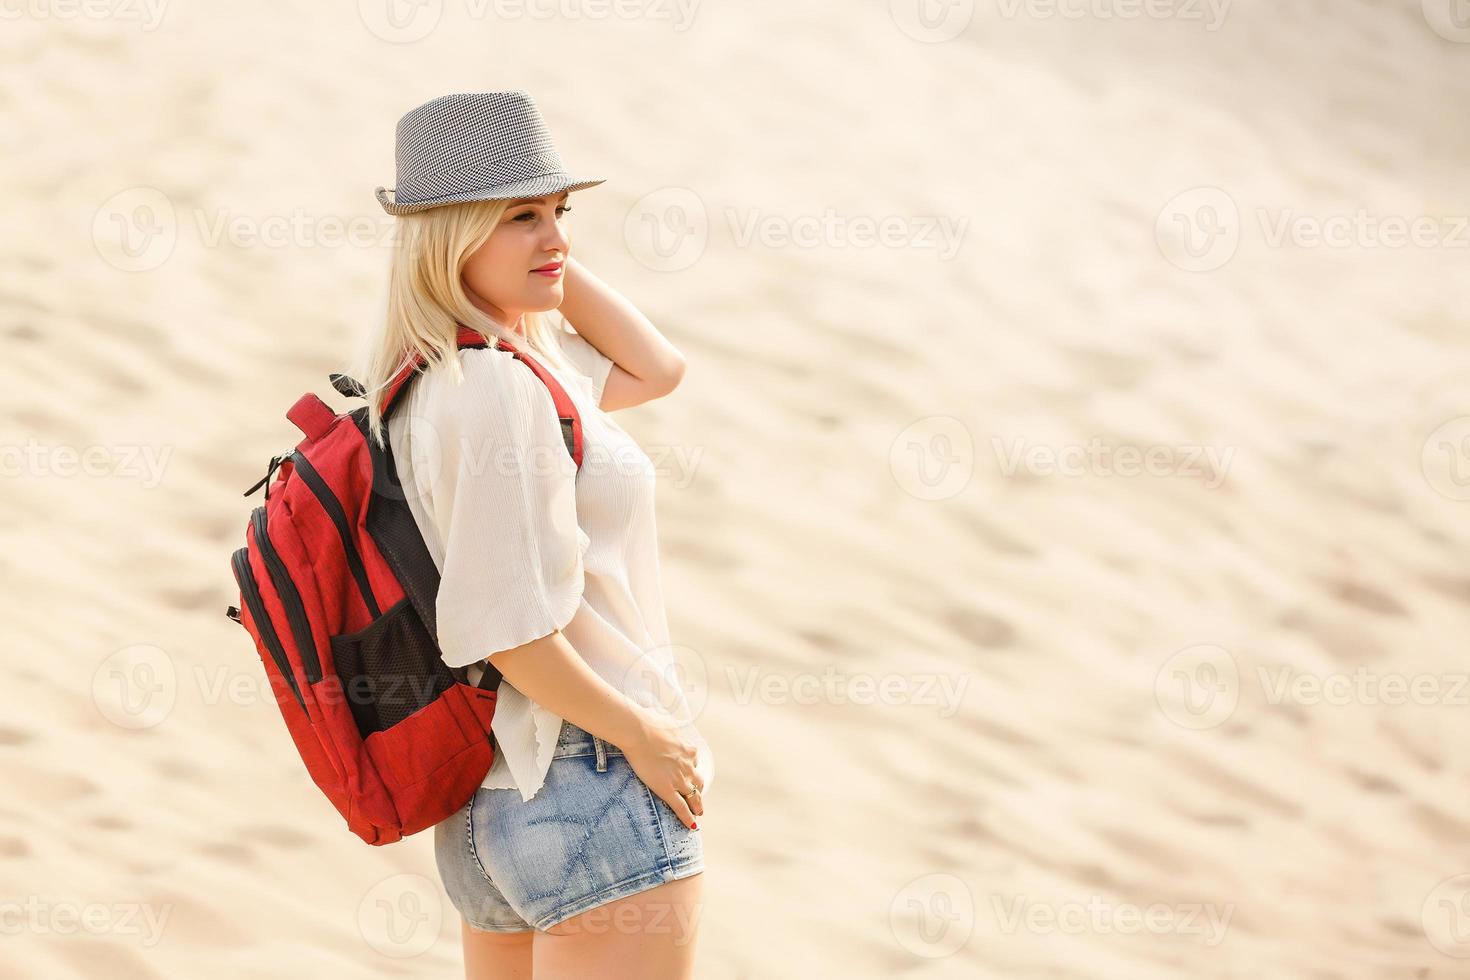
286, 450, 382, 620
250, 505, 323, 684
231, 547, 306, 710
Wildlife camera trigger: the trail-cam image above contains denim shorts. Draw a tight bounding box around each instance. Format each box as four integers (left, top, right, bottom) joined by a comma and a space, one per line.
433, 719, 705, 933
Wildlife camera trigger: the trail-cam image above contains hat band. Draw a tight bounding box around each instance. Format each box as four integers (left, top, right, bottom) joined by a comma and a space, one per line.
396, 150, 567, 201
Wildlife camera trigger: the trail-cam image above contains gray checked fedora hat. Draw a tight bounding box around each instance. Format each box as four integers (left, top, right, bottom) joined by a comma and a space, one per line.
375, 90, 605, 215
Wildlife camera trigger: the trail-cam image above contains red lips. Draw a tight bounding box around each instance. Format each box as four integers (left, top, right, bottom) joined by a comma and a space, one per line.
531, 261, 563, 273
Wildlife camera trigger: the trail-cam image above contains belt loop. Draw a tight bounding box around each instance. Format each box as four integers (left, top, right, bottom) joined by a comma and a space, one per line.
594, 735, 608, 772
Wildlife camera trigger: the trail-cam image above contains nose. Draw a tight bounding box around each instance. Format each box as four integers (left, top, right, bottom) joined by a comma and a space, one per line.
542, 212, 571, 253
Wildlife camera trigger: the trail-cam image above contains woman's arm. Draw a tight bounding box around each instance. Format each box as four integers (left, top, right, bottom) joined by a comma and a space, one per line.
557, 257, 687, 411
485, 632, 706, 827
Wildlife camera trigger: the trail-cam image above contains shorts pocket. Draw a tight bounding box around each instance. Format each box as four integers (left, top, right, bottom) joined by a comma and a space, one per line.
329, 596, 454, 737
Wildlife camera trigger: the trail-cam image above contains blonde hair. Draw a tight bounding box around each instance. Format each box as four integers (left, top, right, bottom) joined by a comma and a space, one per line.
347, 197, 581, 449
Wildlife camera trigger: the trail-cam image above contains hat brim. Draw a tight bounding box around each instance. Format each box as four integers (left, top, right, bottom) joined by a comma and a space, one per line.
375, 174, 606, 215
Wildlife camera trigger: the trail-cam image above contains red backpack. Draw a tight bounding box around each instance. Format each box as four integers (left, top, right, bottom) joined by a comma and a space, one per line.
225, 324, 585, 845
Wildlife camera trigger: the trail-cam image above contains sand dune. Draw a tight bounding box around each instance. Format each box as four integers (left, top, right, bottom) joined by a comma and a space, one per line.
4, 1, 1470, 977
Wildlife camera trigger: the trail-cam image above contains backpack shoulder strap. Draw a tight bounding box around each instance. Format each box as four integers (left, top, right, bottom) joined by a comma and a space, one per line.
373, 324, 585, 470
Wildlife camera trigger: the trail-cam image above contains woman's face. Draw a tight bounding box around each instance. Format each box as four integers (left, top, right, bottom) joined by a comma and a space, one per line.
461, 191, 573, 330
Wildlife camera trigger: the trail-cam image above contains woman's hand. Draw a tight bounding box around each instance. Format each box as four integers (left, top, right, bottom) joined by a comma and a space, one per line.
618, 707, 706, 830
482, 637, 707, 828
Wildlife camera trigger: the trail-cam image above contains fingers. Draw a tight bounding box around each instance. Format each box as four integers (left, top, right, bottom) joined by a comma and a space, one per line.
686, 782, 705, 817
664, 787, 697, 829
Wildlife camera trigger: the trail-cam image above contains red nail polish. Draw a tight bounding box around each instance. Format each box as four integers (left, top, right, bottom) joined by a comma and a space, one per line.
691, 822, 698, 830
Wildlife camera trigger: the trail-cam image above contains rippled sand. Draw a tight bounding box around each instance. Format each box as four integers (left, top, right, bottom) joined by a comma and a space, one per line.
3, 2, 1470, 977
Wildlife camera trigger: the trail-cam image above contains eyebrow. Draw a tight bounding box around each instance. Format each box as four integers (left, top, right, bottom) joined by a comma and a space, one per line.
508, 193, 571, 206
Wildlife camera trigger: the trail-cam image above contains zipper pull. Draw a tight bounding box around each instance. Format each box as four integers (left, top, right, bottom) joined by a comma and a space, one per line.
243, 451, 292, 498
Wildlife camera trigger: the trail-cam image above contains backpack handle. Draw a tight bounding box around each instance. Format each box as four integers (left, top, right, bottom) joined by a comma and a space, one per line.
287, 392, 337, 442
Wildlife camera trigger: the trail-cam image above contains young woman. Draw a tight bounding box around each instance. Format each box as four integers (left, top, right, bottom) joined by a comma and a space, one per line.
354, 91, 712, 980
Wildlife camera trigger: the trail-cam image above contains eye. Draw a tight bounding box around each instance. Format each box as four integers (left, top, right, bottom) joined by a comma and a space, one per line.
513, 204, 572, 222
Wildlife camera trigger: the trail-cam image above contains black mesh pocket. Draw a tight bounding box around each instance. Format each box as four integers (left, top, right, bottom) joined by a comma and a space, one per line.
329, 596, 455, 737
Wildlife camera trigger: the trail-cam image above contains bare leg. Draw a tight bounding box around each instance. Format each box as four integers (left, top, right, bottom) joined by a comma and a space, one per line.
533, 871, 706, 980
460, 918, 534, 980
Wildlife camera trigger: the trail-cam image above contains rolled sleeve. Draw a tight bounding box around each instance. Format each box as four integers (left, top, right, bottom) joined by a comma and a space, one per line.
428, 349, 588, 669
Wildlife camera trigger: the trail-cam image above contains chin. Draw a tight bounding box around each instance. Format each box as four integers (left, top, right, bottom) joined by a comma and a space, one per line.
525, 287, 564, 312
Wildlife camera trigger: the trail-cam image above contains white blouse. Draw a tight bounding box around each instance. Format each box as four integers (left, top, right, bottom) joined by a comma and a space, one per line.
386, 318, 713, 803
